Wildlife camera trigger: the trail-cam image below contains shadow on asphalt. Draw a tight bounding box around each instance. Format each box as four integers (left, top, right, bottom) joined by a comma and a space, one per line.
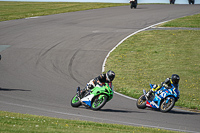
100, 108, 144, 113
145, 108, 200, 115
0, 87, 31, 91
169, 110, 200, 115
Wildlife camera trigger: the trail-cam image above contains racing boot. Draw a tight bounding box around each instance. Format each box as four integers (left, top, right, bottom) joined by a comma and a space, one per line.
76, 87, 81, 97
146, 89, 153, 98
79, 87, 88, 98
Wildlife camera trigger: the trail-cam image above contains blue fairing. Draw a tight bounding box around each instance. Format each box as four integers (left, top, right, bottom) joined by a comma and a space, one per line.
146, 84, 179, 109
83, 100, 91, 107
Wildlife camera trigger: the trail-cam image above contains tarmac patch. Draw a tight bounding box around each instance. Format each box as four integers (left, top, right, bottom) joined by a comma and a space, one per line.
0, 45, 10, 52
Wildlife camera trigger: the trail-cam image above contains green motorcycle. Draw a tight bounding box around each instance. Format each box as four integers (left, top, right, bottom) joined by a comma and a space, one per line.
71, 83, 113, 110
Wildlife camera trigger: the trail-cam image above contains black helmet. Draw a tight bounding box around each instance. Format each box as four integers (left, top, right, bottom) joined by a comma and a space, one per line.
171, 74, 180, 84
106, 70, 115, 82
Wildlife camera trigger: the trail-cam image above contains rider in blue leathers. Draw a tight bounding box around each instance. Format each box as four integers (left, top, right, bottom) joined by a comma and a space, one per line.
146, 74, 180, 97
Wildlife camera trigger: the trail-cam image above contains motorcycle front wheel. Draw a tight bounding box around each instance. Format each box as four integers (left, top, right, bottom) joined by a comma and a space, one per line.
71, 95, 81, 107
160, 97, 175, 112
136, 95, 147, 109
91, 95, 108, 110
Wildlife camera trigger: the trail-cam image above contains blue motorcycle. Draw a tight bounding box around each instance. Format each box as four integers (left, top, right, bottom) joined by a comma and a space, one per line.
136, 84, 180, 112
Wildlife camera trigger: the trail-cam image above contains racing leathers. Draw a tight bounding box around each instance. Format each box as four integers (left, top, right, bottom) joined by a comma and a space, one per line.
146, 77, 179, 98
87, 74, 113, 90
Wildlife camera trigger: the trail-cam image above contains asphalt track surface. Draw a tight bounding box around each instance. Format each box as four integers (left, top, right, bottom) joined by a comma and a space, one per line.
0, 4, 200, 133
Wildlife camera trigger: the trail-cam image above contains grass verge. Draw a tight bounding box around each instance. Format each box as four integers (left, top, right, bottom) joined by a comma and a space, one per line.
0, 111, 180, 133
0, 1, 128, 22
159, 13, 200, 28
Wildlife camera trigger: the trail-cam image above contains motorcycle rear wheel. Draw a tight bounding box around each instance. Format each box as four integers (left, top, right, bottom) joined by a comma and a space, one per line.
71, 95, 81, 107
91, 95, 107, 110
130, 2, 137, 9
136, 95, 147, 109
160, 97, 175, 112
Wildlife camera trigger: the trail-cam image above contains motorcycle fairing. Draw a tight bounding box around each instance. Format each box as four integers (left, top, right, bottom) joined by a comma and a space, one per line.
145, 85, 163, 109
146, 95, 161, 109
146, 101, 152, 107
81, 94, 94, 107
146, 84, 179, 109
91, 84, 113, 101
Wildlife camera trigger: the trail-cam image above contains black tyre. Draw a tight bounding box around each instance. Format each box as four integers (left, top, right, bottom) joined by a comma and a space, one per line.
191, 0, 195, 4
160, 97, 175, 112
130, 3, 134, 9
136, 95, 147, 109
170, 0, 175, 4
71, 95, 81, 107
130, 2, 137, 9
91, 95, 107, 110
188, 0, 194, 4
133, 2, 137, 9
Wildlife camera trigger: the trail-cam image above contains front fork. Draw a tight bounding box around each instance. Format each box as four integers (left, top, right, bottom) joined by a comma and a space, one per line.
165, 97, 171, 104
143, 89, 147, 95
76, 87, 80, 97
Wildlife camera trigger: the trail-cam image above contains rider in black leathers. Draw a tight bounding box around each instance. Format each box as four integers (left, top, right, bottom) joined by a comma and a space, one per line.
87, 70, 115, 89
79, 70, 115, 96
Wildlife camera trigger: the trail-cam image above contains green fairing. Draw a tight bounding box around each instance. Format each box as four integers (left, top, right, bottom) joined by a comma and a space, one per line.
91, 83, 113, 101
72, 96, 79, 103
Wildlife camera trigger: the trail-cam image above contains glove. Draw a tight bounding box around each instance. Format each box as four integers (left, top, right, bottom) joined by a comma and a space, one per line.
163, 83, 168, 88
87, 79, 95, 90
88, 84, 94, 89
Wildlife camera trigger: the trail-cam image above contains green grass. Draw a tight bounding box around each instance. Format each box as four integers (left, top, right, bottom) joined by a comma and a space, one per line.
105, 15, 200, 110
0, 111, 181, 133
0, 1, 128, 22
160, 13, 200, 28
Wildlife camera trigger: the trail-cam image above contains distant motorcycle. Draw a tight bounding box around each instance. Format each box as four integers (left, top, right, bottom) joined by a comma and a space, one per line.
136, 84, 180, 112
188, 0, 195, 4
71, 83, 113, 110
130, 0, 137, 9
170, 0, 175, 4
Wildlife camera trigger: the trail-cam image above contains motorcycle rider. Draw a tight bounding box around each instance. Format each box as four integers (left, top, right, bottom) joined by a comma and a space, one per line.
146, 74, 180, 97
79, 70, 115, 96
130, 0, 138, 9
87, 70, 115, 89
170, 0, 175, 4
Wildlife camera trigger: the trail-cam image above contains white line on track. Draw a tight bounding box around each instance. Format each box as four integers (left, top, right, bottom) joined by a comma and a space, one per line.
0, 101, 197, 133
114, 91, 137, 101
25, 16, 40, 19
102, 20, 171, 72
102, 20, 172, 100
